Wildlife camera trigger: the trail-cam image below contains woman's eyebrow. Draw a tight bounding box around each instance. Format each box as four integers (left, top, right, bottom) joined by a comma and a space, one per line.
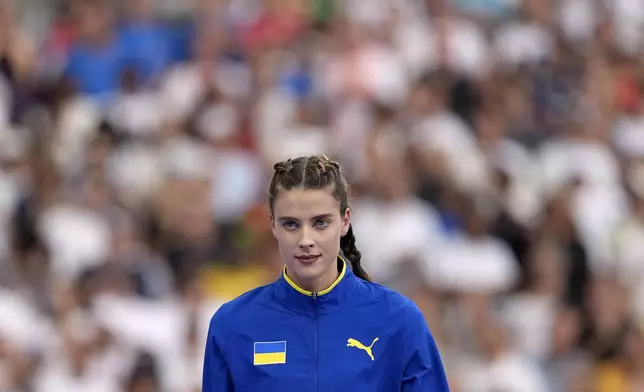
277, 213, 334, 221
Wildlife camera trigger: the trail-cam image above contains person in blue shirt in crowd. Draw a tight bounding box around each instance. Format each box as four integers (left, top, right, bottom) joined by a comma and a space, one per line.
65, 0, 123, 103
202, 155, 450, 392
117, 0, 170, 85
65, 0, 170, 104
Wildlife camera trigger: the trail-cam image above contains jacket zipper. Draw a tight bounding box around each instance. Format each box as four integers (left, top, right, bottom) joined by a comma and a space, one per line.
312, 292, 319, 392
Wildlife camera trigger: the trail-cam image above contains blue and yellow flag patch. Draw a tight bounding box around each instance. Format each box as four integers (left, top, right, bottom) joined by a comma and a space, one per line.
253, 341, 287, 365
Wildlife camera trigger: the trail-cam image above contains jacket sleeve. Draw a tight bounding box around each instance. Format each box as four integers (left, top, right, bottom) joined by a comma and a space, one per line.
202, 312, 235, 392
401, 302, 450, 392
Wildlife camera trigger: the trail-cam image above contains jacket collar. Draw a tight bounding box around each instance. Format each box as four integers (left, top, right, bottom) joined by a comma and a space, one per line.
274, 256, 357, 314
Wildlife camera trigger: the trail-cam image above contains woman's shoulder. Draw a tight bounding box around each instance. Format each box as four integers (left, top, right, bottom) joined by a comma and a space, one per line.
357, 279, 422, 316
354, 281, 432, 343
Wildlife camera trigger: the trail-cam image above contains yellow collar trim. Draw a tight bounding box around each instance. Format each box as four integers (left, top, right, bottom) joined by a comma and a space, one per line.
283, 256, 347, 296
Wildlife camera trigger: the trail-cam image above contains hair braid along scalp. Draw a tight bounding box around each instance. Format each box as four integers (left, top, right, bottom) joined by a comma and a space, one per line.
273, 159, 293, 174
268, 155, 372, 282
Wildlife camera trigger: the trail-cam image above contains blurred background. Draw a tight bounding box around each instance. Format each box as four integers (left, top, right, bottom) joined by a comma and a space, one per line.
0, 0, 644, 391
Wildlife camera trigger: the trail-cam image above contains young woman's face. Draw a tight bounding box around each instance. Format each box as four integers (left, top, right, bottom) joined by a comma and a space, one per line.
271, 188, 350, 292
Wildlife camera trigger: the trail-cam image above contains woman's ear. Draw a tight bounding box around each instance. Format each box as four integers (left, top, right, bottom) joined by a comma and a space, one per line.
270, 214, 277, 239
341, 208, 351, 237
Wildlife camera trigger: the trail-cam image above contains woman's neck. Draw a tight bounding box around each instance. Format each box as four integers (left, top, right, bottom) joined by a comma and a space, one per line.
287, 261, 340, 293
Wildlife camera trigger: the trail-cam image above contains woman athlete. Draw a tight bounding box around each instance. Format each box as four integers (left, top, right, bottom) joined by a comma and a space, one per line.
203, 155, 450, 392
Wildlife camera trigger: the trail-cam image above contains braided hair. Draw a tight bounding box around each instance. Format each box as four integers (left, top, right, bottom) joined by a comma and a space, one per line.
268, 156, 372, 282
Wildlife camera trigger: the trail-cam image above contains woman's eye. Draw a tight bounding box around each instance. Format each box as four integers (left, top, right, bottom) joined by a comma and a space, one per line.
314, 219, 330, 228
282, 221, 298, 229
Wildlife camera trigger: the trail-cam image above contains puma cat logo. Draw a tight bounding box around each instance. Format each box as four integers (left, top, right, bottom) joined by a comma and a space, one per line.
347, 337, 379, 361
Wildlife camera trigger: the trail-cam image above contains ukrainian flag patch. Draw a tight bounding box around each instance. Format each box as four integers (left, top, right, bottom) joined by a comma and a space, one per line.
253, 341, 287, 365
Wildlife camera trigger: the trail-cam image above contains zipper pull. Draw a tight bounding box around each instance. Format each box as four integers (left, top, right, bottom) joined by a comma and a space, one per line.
312, 292, 318, 299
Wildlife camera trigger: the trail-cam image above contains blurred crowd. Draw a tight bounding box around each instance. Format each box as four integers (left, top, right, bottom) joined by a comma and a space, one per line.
1, 0, 644, 391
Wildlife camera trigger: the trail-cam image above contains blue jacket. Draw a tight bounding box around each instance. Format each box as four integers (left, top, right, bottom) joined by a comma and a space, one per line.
203, 257, 450, 392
